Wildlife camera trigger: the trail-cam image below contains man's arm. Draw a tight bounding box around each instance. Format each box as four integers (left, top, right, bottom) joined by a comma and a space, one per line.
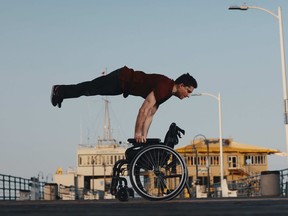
142, 104, 158, 138
134, 91, 158, 143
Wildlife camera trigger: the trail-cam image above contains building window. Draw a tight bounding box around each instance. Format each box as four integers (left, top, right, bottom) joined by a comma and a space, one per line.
228, 156, 237, 168
186, 155, 219, 166
245, 155, 266, 165
210, 156, 219, 166
78, 154, 125, 167
87, 156, 90, 165
110, 155, 113, 165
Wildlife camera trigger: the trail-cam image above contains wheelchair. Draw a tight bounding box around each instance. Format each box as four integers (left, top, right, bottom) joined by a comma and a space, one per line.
110, 123, 189, 201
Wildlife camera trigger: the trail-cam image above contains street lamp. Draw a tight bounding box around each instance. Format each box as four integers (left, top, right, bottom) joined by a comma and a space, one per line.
192, 92, 224, 196
229, 4, 288, 162
102, 161, 107, 195
193, 134, 210, 197
37, 171, 44, 181
92, 157, 95, 193
46, 173, 53, 183
192, 137, 199, 184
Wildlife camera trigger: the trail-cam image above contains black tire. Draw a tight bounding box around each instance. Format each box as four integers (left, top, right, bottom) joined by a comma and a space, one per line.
129, 145, 187, 201
117, 187, 129, 201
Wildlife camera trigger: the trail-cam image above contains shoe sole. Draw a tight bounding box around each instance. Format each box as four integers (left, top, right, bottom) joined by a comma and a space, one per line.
50, 85, 61, 108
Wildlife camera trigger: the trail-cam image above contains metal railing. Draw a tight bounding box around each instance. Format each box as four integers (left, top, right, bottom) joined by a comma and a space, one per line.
0, 174, 45, 200
1, 169, 288, 200
213, 168, 288, 197
229, 174, 261, 197
0, 173, 106, 201
279, 168, 288, 196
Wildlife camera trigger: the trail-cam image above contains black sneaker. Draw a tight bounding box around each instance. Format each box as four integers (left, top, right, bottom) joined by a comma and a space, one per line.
51, 85, 63, 108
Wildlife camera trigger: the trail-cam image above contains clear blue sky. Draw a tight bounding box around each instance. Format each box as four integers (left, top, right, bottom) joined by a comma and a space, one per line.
1, 0, 288, 179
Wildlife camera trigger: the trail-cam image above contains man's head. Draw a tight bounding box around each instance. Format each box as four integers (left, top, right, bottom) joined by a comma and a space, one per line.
173, 73, 198, 99
175, 73, 198, 88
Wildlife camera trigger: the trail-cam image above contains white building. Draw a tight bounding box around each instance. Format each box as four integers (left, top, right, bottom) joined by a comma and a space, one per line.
77, 140, 127, 192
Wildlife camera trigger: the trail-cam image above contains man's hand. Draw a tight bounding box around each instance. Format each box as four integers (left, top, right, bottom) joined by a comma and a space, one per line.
134, 134, 147, 143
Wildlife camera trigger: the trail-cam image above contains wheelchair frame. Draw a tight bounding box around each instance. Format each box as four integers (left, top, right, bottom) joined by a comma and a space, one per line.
110, 123, 192, 201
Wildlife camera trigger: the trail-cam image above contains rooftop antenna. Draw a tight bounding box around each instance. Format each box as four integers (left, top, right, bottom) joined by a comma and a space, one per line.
103, 97, 111, 141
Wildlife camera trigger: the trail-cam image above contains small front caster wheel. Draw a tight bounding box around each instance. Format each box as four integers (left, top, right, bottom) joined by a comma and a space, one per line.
117, 187, 129, 201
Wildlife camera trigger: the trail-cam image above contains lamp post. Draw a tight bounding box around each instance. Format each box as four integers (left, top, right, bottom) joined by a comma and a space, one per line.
191, 141, 199, 184
229, 5, 288, 161
192, 93, 224, 196
37, 171, 44, 181
46, 173, 53, 183
103, 161, 106, 195
205, 138, 210, 198
193, 134, 210, 197
92, 157, 95, 193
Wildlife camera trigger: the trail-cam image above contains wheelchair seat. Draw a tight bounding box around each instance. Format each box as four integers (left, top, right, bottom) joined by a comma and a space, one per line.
125, 138, 161, 162
127, 138, 161, 146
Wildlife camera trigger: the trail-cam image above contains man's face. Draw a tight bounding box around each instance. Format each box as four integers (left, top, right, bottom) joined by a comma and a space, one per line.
176, 84, 194, 99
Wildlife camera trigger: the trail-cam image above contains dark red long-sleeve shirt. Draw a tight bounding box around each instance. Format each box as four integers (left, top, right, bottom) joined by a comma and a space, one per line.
119, 66, 174, 105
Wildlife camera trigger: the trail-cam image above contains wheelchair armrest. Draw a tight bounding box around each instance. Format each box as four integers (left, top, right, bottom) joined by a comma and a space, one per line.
127, 138, 161, 145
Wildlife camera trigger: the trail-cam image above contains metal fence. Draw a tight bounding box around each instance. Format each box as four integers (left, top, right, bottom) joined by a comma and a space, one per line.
0, 173, 103, 201
0, 174, 45, 200
1, 169, 288, 200
213, 168, 288, 197
279, 168, 288, 195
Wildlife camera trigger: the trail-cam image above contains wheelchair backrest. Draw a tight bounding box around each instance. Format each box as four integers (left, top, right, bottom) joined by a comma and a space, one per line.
164, 122, 185, 148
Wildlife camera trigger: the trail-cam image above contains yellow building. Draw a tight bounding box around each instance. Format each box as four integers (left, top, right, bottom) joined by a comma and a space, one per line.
176, 138, 280, 186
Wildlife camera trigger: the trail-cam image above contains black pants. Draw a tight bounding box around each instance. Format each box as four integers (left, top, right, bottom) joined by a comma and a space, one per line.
60, 68, 123, 99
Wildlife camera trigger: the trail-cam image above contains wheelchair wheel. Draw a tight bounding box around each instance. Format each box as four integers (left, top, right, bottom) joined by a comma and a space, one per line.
129, 145, 187, 201
117, 187, 129, 201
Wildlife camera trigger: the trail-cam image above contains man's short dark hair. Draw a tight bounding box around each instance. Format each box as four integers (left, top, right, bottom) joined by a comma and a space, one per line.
175, 73, 198, 88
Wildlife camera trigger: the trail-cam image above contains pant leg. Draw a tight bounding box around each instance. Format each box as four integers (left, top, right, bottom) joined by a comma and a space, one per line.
60, 68, 123, 99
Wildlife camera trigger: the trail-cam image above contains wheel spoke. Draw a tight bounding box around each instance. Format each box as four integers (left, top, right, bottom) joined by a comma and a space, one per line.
130, 145, 186, 201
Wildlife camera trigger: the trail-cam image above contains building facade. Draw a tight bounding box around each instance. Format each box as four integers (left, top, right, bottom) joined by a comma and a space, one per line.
176, 138, 280, 187
77, 139, 127, 192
